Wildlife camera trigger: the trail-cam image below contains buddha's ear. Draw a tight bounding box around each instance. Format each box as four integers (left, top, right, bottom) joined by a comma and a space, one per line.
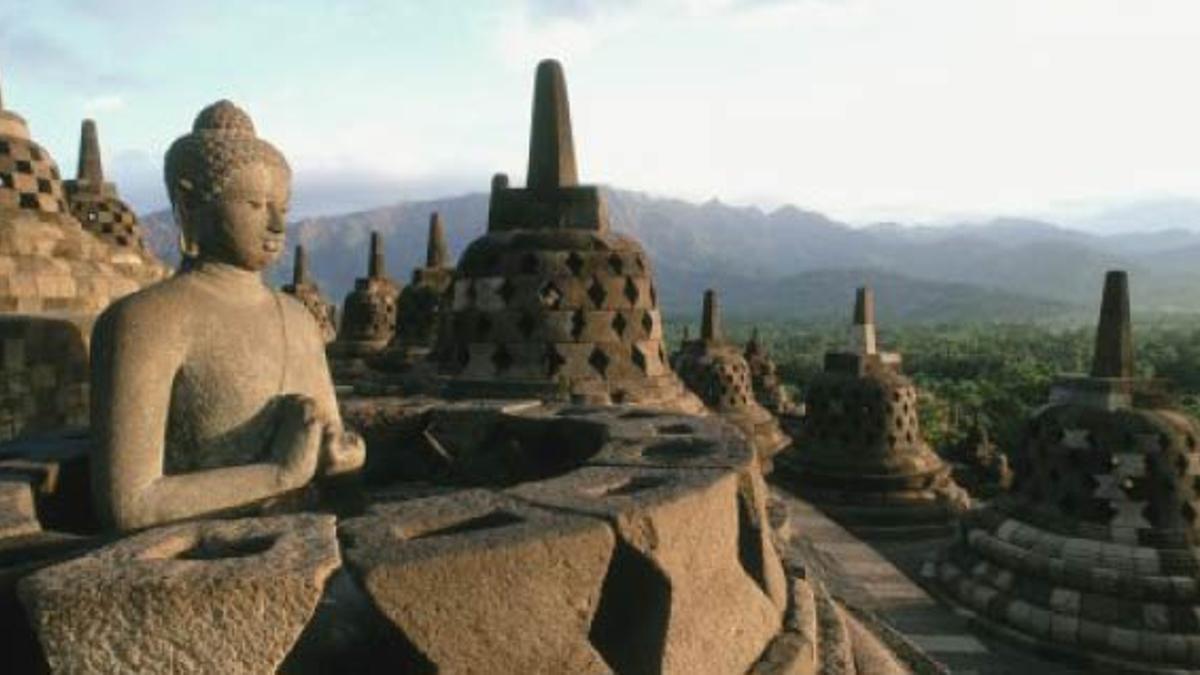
171, 182, 201, 260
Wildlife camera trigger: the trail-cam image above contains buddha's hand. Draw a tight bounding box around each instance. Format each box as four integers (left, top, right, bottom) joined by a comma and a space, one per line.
320, 426, 366, 477
270, 394, 324, 490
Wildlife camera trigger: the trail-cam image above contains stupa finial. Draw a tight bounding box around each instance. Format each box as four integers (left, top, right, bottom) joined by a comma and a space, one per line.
850, 286, 877, 355
1091, 270, 1134, 378
368, 231, 385, 279
701, 289, 723, 343
526, 59, 578, 192
292, 245, 309, 286
77, 119, 104, 186
427, 212, 449, 268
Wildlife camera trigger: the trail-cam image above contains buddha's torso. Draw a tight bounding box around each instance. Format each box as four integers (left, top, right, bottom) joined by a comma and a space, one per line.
159, 268, 331, 473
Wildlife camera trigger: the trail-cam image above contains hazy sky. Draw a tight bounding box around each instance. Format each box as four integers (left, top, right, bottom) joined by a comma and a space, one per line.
3, 0, 1200, 224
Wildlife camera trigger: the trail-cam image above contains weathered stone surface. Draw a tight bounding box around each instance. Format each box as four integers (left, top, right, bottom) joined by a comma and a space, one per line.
18, 514, 339, 675
0, 477, 38, 538
89, 99, 364, 532
341, 489, 614, 674
930, 271, 1200, 673
509, 465, 781, 675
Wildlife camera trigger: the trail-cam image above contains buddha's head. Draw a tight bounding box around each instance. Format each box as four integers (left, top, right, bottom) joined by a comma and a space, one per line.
164, 100, 291, 271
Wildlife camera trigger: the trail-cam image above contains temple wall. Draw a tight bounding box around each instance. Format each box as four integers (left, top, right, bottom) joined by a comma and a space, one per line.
0, 313, 92, 441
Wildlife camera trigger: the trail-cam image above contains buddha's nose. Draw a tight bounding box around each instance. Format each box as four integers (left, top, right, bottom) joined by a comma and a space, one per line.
267, 206, 285, 233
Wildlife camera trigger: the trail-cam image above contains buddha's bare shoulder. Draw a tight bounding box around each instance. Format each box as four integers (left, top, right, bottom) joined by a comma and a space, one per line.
94, 274, 196, 343
276, 291, 327, 347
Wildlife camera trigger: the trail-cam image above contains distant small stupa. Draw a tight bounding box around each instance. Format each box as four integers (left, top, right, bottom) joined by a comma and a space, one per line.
328, 231, 402, 369
673, 289, 791, 467
775, 285, 968, 535
281, 245, 337, 343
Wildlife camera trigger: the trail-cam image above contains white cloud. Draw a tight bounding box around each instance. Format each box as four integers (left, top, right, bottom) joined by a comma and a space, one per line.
82, 94, 125, 113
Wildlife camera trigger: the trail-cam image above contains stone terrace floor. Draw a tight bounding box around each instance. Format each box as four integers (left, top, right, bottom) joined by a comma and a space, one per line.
771, 488, 1090, 675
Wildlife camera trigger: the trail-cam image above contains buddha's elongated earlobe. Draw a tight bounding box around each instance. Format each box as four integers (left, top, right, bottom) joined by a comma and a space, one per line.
172, 190, 201, 260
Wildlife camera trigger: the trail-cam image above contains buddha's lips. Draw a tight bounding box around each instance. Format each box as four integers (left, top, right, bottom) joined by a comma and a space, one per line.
263, 238, 283, 252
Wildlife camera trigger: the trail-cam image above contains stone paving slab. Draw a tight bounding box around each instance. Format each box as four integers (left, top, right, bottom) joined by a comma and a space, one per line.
772, 488, 1090, 674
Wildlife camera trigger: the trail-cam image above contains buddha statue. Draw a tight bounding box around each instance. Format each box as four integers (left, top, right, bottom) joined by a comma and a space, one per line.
89, 100, 364, 532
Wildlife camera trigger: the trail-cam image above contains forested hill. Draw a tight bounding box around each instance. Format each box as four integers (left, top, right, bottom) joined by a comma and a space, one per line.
141, 188, 1200, 322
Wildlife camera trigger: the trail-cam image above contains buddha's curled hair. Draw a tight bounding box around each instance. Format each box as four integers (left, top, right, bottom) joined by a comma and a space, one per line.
163, 100, 290, 206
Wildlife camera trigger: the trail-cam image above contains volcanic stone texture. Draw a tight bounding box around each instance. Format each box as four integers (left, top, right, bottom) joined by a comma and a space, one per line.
18, 514, 339, 675
341, 489, 615, 674
930, 400, 1200, 672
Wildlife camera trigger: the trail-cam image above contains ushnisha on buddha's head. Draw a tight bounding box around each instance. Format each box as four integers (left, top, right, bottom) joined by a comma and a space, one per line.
164, 100, 291, 271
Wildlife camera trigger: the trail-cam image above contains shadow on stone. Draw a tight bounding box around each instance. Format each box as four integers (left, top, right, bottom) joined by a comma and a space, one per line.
587, 538, 672, 675
736, 490, 769, 598
280, 569, 436, 675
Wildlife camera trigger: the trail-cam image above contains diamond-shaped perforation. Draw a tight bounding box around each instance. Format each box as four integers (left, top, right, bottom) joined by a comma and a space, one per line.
539, 281, 563, 309
641, 311, 654, 334
623, 277, 639, 305
587, 278, 607, 308
498, 279, 516, 305
570, 310, 586, 339
521, 253, 540, 274
566, 252, 585, 276
612, 313, 627, 337
546, 345, 567, 376
588, 347, 610, 375
476, 314, 493, 338
608, 253, 624, 274
631, 344, 648, 372
518, 312, 537, 338
492, 345, 514, 373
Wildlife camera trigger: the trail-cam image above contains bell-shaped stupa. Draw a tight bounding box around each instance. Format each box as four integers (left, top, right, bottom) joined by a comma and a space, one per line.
329, 231, 402, 364
383, 211, 455, 369
744, 326, 798, 416
928, 271, 1200, 672
435, 60, 703, 413
777, 286, 968, 534
62, 120, 151, 259
281, 245, 336, 343
673, 290, 790, 466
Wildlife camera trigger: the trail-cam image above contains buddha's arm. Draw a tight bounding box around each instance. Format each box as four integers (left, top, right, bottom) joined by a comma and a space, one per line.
90, 303, 320, 532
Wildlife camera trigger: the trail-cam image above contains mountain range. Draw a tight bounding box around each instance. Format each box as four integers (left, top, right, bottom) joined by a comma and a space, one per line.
140, 189, 1200, 323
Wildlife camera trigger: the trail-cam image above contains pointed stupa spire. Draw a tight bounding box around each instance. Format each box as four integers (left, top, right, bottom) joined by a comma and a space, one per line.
368, 231, 385, 279
426, 212, 450, 268
526, 59, 578, 192
292, 245, 310, 286
850, 286, 878, 355
76, 119, 104, 186
701, 289, 723, 343
746, 326, 762, 355
1091, 270, 1134, 379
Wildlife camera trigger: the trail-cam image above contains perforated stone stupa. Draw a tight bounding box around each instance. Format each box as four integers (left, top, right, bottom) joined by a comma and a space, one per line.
777, 286, 968, 534
928, 271, 1200, 672
382, 212, 455, 370
0, 81, 162, 313
744, 326, 798, 417
63, 120, 150, 257
435, 60, 703, 413
0, 76, 165, 439
673, 290, 790, 466
329, 231, 401, 362
282, 245, 336, 343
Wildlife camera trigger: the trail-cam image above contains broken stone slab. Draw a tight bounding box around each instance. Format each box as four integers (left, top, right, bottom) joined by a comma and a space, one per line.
18, 514, 339, 675
508, 465, 782, 675
340, 489, 614, 674
580, 407, 757, 472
